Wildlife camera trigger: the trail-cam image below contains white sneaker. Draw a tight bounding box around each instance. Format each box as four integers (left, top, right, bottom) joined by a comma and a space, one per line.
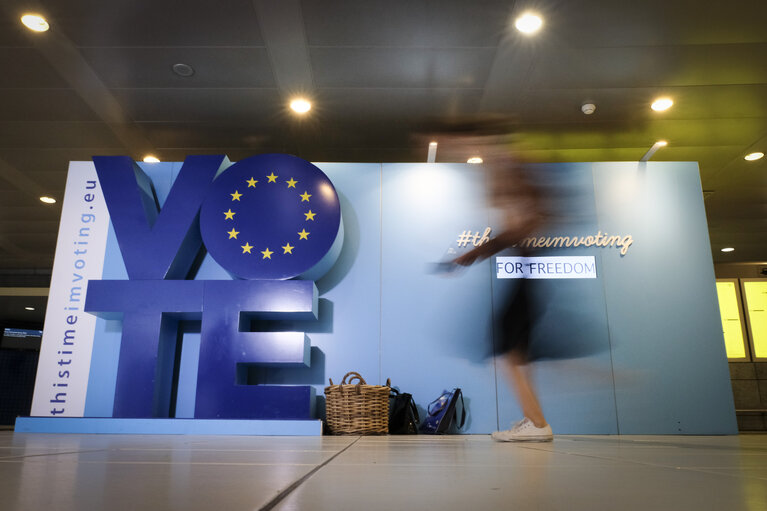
490, 418, 525, 442
492, 417, 553, 442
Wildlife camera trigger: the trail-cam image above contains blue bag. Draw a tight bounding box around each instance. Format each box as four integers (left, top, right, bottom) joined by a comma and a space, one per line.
419, 388, 466, 434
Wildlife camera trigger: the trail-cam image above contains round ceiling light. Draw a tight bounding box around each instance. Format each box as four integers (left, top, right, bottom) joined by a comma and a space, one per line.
143, 155, 160, 163
514, 13, 543, 34
651, 97, 673, 112
21, 14, 49, 32
721, 247, 735, 253
290, 98, 312, 114
39, 196, 56, 204
744, 152, 764, 161
172, 63, 195, 77
25, 306, 35, 311
467, 157, 483, 164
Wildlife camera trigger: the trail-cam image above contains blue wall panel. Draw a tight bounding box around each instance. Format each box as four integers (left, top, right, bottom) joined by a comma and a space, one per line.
380, 163, 498, 434
593, 162, 737, 434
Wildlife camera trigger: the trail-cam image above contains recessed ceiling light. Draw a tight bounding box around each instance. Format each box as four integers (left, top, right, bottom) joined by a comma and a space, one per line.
21, 14, 49, 32
721, 247, 735, 252
656, 140, 668, 147
172, 63, 195, 77
744, 152, 764, 161
581, 103, 596, 115
143, 155, 160, 163
25, 306, 35, 311
651, 97, 673, 112
467, 157, 483, 164
39, 196, 56, 204
514, 12, 543, 34
290, 98, 312, 114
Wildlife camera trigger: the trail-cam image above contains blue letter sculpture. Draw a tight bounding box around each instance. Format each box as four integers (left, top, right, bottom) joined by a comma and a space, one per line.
85, 154, 343, 420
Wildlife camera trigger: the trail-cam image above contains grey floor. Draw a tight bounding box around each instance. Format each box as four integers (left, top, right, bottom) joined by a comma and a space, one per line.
1, 432, 766, 511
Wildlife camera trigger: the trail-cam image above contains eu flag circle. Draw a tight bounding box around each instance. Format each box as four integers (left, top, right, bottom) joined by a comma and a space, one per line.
199, 154, 342, 280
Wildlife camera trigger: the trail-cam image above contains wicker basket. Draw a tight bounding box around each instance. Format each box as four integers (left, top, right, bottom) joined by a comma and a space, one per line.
324, 372, 391, 435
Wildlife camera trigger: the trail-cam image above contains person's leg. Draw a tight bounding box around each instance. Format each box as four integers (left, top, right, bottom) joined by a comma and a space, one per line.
491, 350, 552, 442
504, 350, 547, 428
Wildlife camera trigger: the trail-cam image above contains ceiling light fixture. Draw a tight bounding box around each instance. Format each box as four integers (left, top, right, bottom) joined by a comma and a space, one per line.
514, 12, 543, 34
467, 157, 483, 164
744, 152, 764, 161
640, 140, 668, 161
25, 306, 35, 311
21, 14, 49, 32
289, 98, 312, 114
581, 103, 596, 115
721, 247, 735, 252
143, 155, 160, 163
172, 63, 195, 77
427, 141, 438, 163
39, 196, 56, 204
651, 97, 673, 112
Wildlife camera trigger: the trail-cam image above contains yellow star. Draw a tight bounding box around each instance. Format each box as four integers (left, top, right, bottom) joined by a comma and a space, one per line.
282, 243, 294, 254
267, 172, 278, 183
224, 209, 235, 220
304, 210, 316, 221
246, 177, 258, 187
227, 228, 239, 239
231, 190, 242, 201
286, 178, 298, 188
298, 229, 310, 240
300, 191, 311, 202
241, 242, 253, 254
261, 247, 273, 259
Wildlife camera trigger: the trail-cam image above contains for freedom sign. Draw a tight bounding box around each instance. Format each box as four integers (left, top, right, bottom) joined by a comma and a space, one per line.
496, 256, 597, 279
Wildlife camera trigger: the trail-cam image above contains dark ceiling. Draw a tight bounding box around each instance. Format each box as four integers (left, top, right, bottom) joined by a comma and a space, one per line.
0, 0, 766, 324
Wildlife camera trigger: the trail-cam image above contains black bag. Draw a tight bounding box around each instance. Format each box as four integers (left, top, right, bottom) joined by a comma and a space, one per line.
389, 388, 420, 434
419, 388, 466, 434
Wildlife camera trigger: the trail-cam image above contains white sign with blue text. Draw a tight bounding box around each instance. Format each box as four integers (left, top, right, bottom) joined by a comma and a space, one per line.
31, 162, 110, 416
496, 256, 597, 279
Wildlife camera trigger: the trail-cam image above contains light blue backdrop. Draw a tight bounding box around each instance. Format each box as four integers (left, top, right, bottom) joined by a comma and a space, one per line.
83, 160, 737, 434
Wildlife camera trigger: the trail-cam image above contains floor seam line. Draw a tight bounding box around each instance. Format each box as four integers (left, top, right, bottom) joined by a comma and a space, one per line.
0, 448, 110, 461
258, 436, 362, 511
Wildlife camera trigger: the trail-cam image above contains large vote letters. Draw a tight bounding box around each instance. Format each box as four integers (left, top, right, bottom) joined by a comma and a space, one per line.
85, 154, 343, 420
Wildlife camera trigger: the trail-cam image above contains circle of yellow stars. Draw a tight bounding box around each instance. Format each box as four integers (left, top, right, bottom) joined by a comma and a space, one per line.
223, 172, 316, 260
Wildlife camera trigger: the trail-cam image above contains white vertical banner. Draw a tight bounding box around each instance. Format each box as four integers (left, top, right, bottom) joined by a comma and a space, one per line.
31, 162, 110, 416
